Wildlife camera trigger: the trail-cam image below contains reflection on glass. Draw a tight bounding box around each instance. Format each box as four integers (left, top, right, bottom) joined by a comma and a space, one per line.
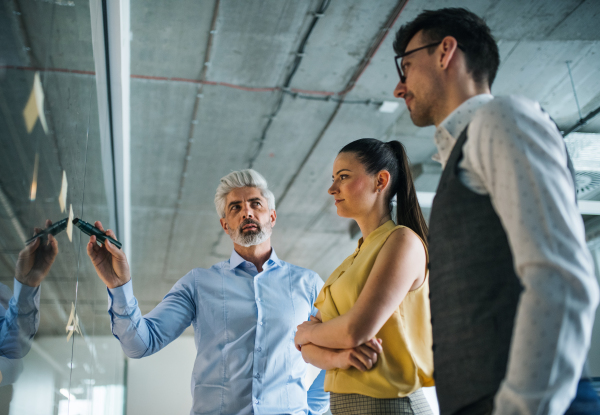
0, 1, 125, 413
2, 221, 58, 361
0, 283, 24, 388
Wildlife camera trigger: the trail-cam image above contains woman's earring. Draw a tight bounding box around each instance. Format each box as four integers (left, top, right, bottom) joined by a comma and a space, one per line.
377, 189, 381, 193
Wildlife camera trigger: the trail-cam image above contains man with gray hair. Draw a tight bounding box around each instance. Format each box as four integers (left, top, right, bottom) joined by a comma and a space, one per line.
85, 169, 340, 415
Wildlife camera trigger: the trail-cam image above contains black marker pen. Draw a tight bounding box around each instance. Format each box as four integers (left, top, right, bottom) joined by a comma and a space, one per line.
25, 218, 69, 245
72, 218, 122, 249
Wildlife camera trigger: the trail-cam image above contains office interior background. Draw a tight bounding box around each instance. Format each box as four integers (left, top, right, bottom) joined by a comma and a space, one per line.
1, 0, 600, 414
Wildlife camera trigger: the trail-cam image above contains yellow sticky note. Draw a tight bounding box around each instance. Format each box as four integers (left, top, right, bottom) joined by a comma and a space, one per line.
66, 302, 75, 341
58, 171, 67, 213
65, 302, 81, 341
33, 72, 48, 134
23, 87, 38, 133
30, 153, 39, 201
67, 204, 73, 242
22, 72, 48, 134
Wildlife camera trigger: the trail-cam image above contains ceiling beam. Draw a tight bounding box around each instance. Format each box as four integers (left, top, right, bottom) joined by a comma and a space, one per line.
562, 104, 600, 137
277, 0, 409, 208
161, 0, 220, 277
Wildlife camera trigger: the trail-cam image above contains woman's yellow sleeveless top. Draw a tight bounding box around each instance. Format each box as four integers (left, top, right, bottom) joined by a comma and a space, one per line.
314, 220, 434, 398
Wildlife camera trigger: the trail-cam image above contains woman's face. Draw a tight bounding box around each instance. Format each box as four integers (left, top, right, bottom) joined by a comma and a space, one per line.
328, 152, 377, 219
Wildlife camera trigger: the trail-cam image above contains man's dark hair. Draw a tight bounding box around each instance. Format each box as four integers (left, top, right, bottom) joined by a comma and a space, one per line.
393, 8, 500, 88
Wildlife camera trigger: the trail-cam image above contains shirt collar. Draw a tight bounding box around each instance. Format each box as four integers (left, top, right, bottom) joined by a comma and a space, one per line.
229, 248, 283, 271
433, 94, 494, 167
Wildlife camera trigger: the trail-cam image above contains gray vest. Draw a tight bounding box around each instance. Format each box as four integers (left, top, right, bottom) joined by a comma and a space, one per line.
428, 127, 523, 415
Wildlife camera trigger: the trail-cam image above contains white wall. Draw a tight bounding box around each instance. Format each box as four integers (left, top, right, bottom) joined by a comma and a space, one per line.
124, 336, 439, 415
126, 336, 196, 415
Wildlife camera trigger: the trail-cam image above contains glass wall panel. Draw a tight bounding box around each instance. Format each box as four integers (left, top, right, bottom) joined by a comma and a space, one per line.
0, 1, 125, 414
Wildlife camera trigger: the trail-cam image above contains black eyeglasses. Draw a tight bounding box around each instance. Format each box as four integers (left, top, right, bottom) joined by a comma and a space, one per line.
394, 42, 465, 83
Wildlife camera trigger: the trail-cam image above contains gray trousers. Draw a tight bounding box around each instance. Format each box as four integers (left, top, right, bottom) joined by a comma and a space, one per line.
330, 388, 433, 415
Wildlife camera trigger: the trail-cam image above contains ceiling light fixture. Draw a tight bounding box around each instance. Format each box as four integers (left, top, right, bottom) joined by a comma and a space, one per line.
379, 101, 399, 113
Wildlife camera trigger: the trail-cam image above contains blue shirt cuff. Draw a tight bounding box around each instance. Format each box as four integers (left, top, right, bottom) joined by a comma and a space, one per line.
107, 280, 135, 314
12, 278, 40, 314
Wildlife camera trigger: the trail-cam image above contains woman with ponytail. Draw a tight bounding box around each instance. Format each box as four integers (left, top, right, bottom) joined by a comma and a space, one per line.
294, 138, 433, 414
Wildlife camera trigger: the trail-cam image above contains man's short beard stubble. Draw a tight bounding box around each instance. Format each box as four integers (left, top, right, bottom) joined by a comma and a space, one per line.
407, 91, 436, 127
230, 218, 273, 247
406, 72, 442, 127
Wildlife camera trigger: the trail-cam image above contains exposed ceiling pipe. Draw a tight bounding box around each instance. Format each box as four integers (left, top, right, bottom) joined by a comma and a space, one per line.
161, 0, 221, 277
562, 105, 600, 137
337, 0, 409, 96
1, 64, 386, 105
566, 61, 583, 121
277, 0, 410, 207
562, 59, 600, 137
247, 0, 332, 169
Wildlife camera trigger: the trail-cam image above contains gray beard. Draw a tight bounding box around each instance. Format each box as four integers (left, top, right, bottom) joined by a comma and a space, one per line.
230, 219, 272, 247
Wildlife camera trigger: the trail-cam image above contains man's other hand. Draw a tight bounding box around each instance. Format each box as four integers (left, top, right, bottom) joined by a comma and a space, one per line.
15, 219, 59, 287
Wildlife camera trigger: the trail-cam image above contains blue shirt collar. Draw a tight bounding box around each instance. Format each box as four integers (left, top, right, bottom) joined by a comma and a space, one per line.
229, 248, 283, 271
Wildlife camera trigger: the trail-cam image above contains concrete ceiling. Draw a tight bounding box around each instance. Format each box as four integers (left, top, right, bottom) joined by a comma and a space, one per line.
0, 0, 599, 338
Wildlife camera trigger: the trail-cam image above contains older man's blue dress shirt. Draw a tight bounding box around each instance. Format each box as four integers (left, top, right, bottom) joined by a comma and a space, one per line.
108, 249, 329, 415
0, 280, 39, 359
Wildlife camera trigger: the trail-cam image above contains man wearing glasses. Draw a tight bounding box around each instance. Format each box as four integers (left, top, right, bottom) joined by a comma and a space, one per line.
392, 8, 600, 415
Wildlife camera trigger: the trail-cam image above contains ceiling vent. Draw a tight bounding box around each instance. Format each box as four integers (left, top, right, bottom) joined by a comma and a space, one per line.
565, 133, 600, 172
575, 171, 600, 200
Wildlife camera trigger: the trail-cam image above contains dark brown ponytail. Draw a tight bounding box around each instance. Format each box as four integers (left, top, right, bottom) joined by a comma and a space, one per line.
339, 138, 428, 247
386, 140, 428, 248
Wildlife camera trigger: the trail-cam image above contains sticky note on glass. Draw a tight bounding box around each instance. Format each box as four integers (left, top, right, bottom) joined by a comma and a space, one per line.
66, 302, 81, 342
67, 204, 73, 242
22, 72, 48, 134
30, 153, 39, 201
23, 87, 37, 133
58, 171, 67, 213
66, 303, 75, 341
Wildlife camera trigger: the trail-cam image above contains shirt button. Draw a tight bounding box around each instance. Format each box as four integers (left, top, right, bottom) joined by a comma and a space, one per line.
256, 347, 262, 352
257, 298, 261, 302
254, 399, 259, 404
255, 373, 260, 379
259, 321, 263, 326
